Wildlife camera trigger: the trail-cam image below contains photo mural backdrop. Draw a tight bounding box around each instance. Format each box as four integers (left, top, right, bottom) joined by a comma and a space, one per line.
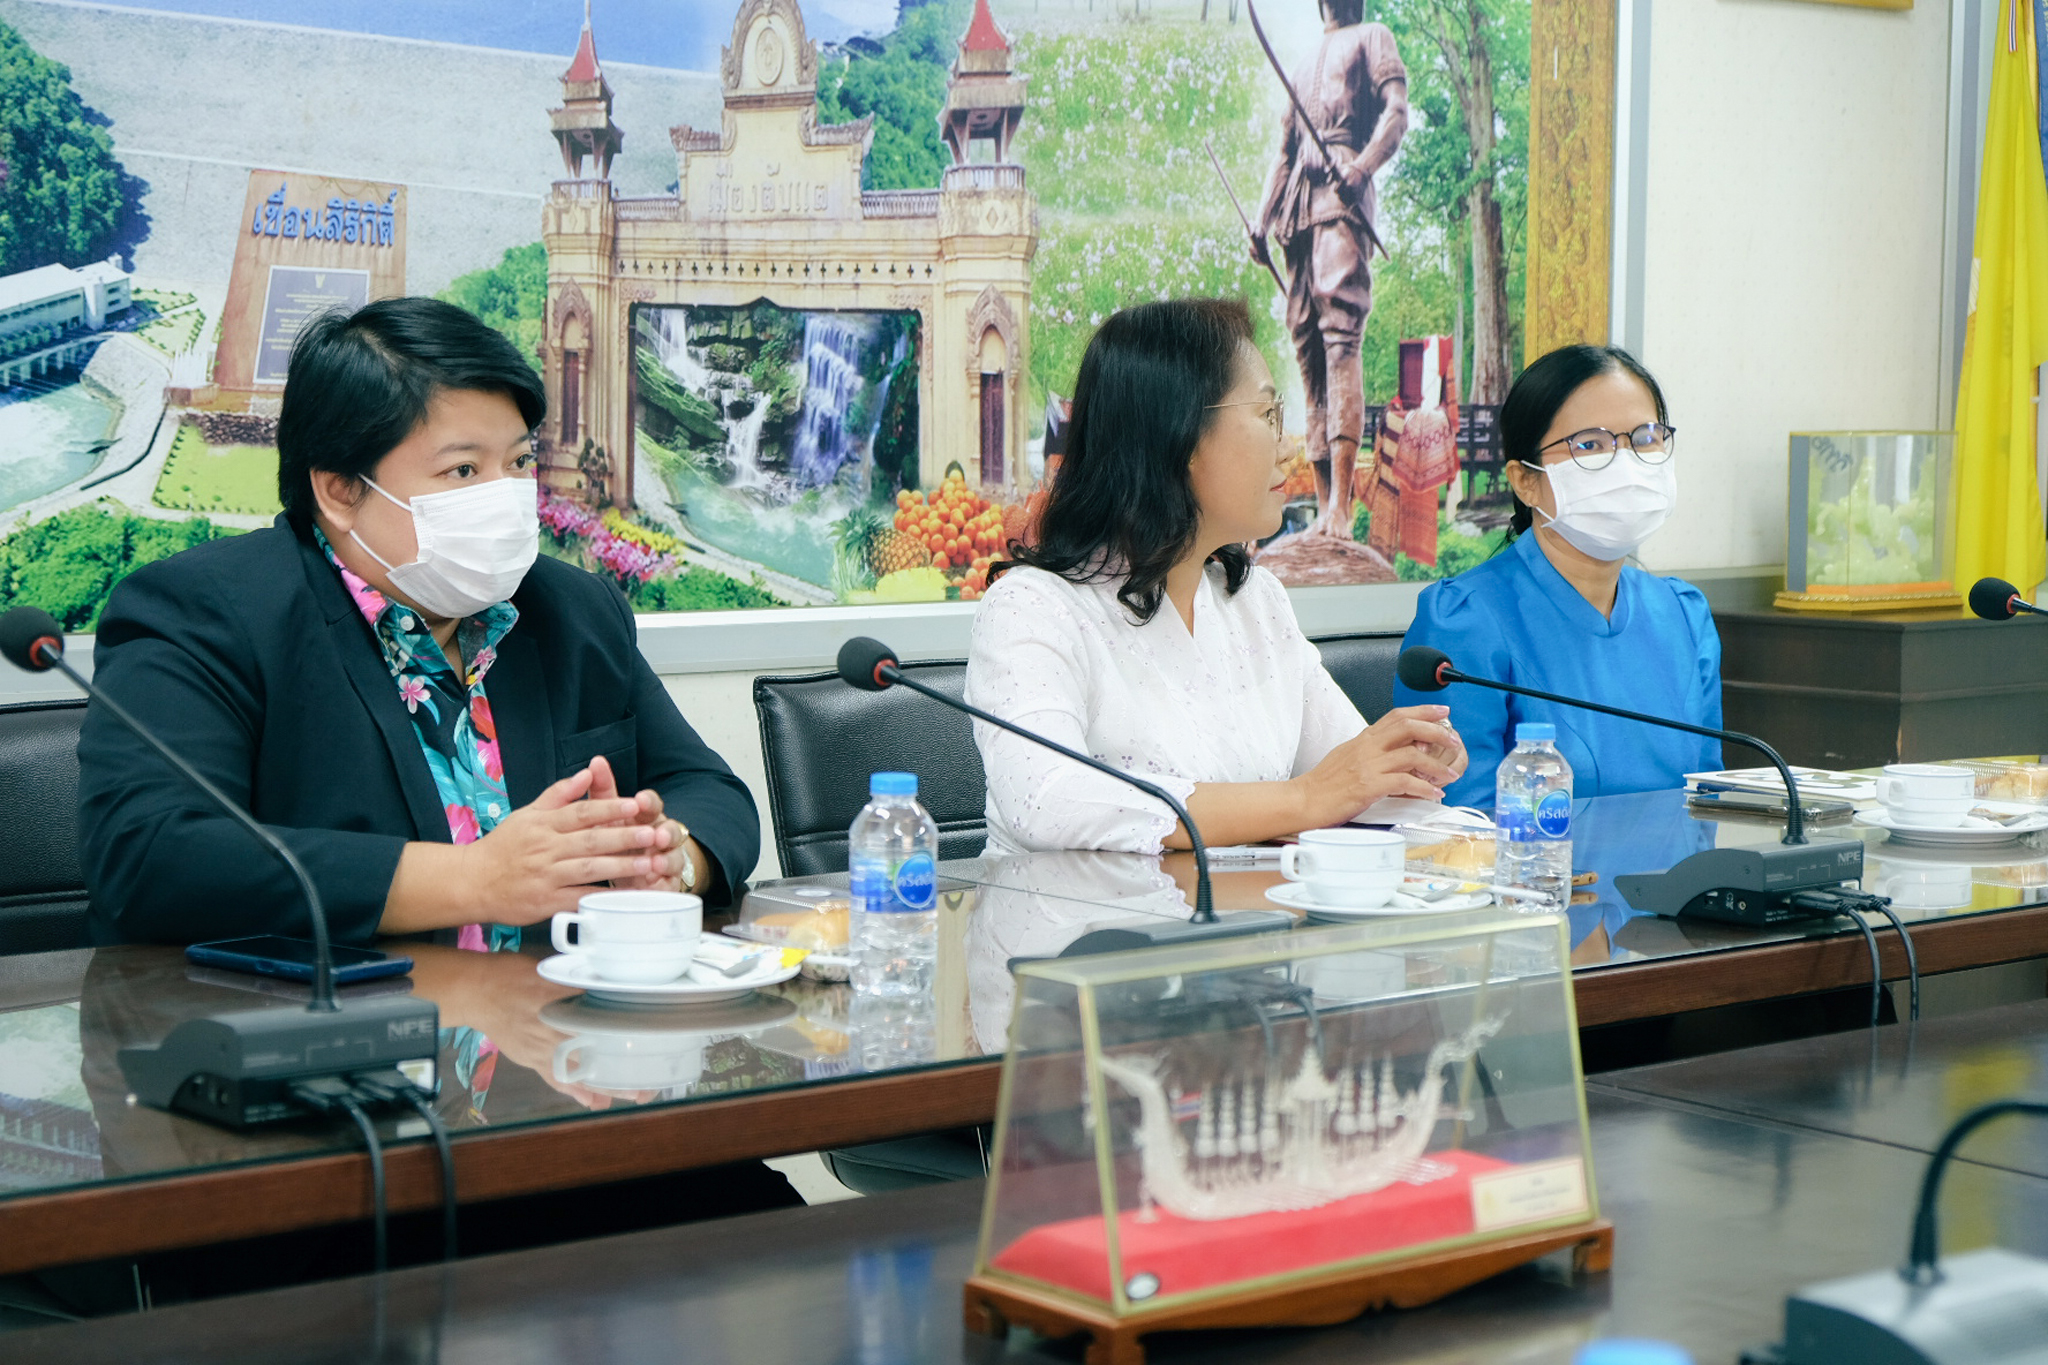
0, 0, 1603, 628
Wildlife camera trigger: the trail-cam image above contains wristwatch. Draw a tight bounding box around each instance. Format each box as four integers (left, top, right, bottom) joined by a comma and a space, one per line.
672, 819, 700, 894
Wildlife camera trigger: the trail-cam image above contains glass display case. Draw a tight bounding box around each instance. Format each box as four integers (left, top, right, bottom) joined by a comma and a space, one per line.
964, 908, 1609, 1363
1778, 431, 1959, 611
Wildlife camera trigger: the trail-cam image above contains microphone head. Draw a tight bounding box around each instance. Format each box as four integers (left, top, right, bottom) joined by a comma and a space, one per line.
0, 606, 63, 672
1397, 646, 1453, 693
1969, 577, 2022, 620
836, 636, 899, 692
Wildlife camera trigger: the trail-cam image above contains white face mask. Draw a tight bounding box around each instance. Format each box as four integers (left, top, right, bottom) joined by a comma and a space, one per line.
1530, 456, 1677, 562
351, 476, 539, 620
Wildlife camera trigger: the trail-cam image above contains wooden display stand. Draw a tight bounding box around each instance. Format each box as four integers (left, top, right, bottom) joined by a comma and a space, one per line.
964, 1217, 1613, 1365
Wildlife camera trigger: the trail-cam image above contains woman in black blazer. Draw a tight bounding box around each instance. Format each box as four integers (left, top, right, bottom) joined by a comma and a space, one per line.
78, 298, 756, 947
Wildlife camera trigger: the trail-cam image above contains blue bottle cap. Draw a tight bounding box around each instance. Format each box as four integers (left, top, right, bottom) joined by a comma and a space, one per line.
1515, 723, 1557, 743
1575, 1341, 1693, 1365
870, 771, 918, 797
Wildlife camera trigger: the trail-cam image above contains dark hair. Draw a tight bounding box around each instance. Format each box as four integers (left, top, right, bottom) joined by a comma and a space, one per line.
1006, 298, 1255, 622
275, 296, 547, 532
1323, 0, 1365, 24
1500, 343, 1668, 537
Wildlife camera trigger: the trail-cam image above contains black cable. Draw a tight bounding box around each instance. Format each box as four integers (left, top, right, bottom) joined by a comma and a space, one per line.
404, 1091, 459, 1262
337, 1096, 390, 1274
1870, 901, 1921, 1023
1904, 1100, 2048, 1282
1840, 906, 1884, 1029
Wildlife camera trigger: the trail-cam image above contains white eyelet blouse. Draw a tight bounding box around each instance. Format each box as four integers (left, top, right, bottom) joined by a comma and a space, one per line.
963, 562, 1367, 857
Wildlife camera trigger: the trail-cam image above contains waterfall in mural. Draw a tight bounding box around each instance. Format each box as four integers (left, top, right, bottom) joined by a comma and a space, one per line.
629, 301, 922, 600
789, 316, 865, 489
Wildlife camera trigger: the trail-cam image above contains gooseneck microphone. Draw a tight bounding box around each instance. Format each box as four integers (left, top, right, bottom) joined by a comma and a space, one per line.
837, 637, 1293, 949
2, 605, 438, 1129
1398, 644, 1810, 846
1, 606, 338, 1008
1396, 645, 1884, 929
1968, 576, 2048, 620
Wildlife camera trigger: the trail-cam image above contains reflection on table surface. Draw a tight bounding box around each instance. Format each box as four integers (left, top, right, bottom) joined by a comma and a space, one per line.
950, 787, 2048, 968
1, 786, 2044, 1209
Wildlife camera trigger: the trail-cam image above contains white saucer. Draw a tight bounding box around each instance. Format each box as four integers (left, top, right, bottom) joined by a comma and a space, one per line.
1853, 802, 2048, 847
536, 946, 801, 1007
1264, 883, 1494, 917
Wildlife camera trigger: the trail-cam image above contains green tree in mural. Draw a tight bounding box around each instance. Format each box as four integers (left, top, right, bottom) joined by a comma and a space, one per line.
817, 0, 971, 191
0, 20, 131, 273
0, 503, 238, 632
1379, 0, 1528, 401
437, 242, 549, 372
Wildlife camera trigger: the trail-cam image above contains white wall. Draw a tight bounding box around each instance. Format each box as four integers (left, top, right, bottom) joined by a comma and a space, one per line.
1634, 0, 1954, 574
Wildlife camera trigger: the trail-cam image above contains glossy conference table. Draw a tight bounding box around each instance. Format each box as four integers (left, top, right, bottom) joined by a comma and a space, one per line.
20, 999, 2048, 1363
5, 786, 2048, 1277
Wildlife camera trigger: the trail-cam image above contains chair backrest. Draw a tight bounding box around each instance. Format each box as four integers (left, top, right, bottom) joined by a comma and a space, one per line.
0, 700, 91, 954
752, 662, 986, 878
1310, 631, 1406, 722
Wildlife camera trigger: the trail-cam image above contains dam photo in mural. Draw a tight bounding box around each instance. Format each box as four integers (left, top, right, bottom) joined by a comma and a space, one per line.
0, 0, 1551, 626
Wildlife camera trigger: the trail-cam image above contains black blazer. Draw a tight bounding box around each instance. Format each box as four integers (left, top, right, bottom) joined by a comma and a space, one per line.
78, 517, 759, 946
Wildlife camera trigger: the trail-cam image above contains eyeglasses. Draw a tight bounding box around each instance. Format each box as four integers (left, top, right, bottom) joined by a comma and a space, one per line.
1207, 397, 1283, 437
1532, 423, 1677, 471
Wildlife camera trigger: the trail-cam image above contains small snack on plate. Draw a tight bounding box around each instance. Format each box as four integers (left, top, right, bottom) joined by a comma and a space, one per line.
1957, 759, 2048, 805
738, 883, 853, 952
1406, 833, 1494, 876
752, 904, 850, 952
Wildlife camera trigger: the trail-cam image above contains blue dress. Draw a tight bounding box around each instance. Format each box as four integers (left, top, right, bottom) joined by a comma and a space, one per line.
1393, 533, 1723, 808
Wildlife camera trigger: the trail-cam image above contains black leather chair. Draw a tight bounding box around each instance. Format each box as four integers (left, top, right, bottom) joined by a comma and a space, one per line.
0, 700, 91, 955
1311, 630, 1406, 722
752, 661, 986, 878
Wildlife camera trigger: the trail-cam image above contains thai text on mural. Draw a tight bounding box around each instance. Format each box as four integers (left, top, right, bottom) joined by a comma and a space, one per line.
250, 183, 398, 246
709, 161, 830, 217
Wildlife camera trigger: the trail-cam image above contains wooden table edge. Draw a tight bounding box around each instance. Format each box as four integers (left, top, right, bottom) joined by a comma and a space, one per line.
0, 1059, 1002, 1276
1573, 902, 2048, 1025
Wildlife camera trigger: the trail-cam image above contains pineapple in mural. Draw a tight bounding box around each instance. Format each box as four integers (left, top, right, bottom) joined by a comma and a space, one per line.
831, 505, 929, 595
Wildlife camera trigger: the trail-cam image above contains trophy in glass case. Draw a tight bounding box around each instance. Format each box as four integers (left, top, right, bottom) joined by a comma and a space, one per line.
1777, 431, 1959, 612
964, 908, 1610, 1365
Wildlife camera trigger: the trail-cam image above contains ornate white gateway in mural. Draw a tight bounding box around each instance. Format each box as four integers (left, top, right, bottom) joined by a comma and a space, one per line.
539, 0, 1036, 535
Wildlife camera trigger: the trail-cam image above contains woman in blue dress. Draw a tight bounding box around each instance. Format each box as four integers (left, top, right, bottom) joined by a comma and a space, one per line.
1393, 344, 1722, 806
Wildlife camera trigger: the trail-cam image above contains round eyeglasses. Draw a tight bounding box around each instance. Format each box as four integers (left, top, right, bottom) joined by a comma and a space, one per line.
1533, 423, 1677, 471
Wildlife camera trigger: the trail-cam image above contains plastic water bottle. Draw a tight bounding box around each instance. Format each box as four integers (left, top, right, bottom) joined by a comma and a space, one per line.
1495, 723, 1573, 910
849, 771, 939, 999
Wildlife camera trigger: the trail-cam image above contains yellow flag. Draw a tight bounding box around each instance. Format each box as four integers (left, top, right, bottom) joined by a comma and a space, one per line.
1954, 0, 2048, 594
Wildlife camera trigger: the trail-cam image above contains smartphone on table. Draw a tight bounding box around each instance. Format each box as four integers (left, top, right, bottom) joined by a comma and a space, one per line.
1686, 789, 1855, 822
186, 936, 414, 985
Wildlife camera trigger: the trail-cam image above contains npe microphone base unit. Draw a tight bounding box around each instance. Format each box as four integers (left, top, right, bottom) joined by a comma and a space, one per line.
119, 995, 439, 1129
1614, 840, 1868, 925
1746, 1248, 2048, 1365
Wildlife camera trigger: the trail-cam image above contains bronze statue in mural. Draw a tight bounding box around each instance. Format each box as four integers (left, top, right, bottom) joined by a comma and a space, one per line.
1249, 0, 1408, 541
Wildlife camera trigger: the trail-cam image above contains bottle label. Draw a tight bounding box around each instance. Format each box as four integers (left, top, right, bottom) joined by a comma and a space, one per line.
1497, 792, 1570, 843
853, 851, 937, 914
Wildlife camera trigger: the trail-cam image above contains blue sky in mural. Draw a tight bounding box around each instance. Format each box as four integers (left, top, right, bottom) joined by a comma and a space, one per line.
115, 0, 902, 72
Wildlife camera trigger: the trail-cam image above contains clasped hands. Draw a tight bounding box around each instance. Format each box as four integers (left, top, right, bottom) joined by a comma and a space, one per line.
457, 755, 698, 926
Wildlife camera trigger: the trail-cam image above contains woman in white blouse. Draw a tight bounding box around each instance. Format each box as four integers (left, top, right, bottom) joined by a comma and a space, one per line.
965, 298, 1468, 856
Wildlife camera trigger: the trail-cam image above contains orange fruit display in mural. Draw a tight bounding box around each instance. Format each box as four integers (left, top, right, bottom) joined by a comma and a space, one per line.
895, 471, 1014, 598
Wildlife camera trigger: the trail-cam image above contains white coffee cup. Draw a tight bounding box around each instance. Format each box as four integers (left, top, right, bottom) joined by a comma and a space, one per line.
1876, 764, 1977, 829
551, 890, 702, 984
1277, 828, 1406, 907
